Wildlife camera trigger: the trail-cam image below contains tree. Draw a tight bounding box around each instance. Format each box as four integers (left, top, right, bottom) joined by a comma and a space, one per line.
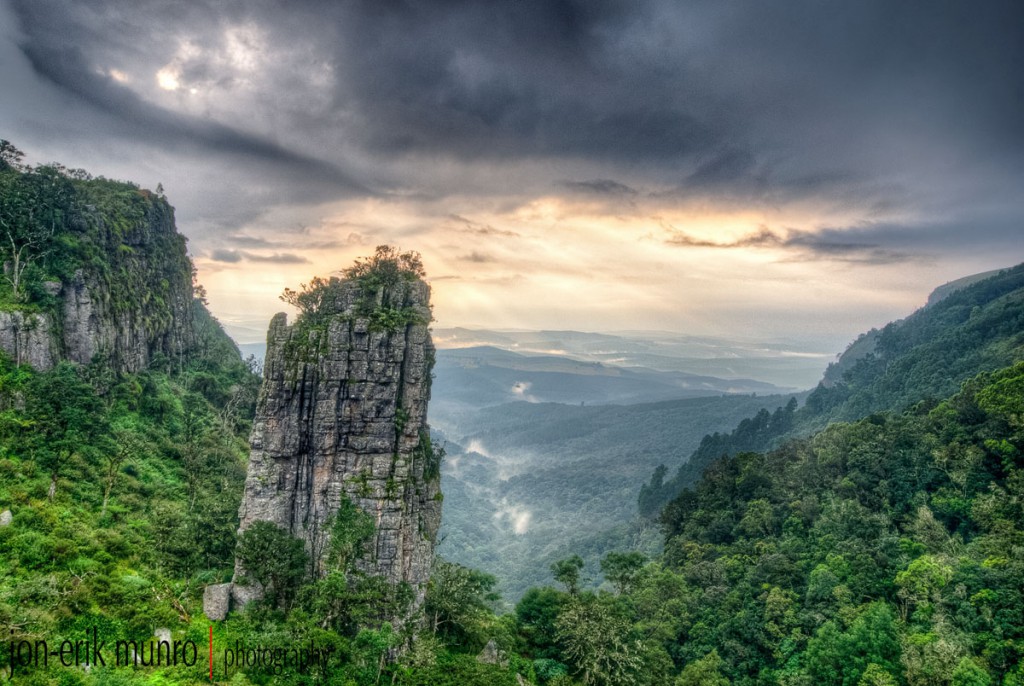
555, 596, 643, 686
280, 246, 426, 322
804, 603, 901, 686
425, 559, 498, 646
326, 495, 376, 572
25, 362, 107, 500
951, 657, 992, 686
675, 650, 729, 686
858, 664, 898, 686
600, 552, 646, 594
551, 555, 585, 595
343, 245, 425, 284
102, 420, 146, 517
0, 163, 74, 301
280, 275, 347, 320
0, 139, 25, 171
235, 521, 309, 610
895, 555, 953, 622
516, 587, 566, 660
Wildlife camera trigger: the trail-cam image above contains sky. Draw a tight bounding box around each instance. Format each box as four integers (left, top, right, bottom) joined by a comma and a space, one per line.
1, 0, 1022, 356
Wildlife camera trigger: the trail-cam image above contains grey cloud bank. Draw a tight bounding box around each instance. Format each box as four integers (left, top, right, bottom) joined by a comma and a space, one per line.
1, 0, 1022, 341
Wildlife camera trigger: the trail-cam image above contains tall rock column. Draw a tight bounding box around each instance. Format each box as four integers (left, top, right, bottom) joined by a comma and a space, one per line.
231, 276, 440, 618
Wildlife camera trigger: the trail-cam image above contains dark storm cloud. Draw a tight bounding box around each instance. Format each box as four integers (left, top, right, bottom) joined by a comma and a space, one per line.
561, 179, 638, 196
663, 226, 915, 265
222, 234, 348, 251
448, 215, 519, 237
223, 235, 274, 249
322, 0, 1024, 198
458, 251, 495, 263
210, 249, 243, 264
209, 249, 309, 264
5, 0, 1024, 218
14, 44, 366, 193
684, 150, 763, 190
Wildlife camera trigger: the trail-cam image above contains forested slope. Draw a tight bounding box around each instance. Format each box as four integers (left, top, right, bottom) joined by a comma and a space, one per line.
492, 362, 1024, 686
641, 265, 1024, 516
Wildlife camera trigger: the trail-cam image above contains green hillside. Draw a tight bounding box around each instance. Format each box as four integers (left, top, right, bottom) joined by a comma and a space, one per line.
0, 147, 532, 685
647, 361, 1024, 684
0, 147, 263, 684
641, 265, 1024, 517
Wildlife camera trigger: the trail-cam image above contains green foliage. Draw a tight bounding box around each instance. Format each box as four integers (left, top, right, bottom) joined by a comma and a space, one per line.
280, 245, 429, 334
425, 559, 499, 648
517, 587, 567, 661
804, 603, 901, 685
675, 650, 729, 686
279, 274, 346, 321
0, 138, 26, 170
235, 521, 309, 611
342, 245, 425, 288
432, 390, 791, 599
551, 555, 585, 595
600, 551, 646, 594
555, 595, 644, 686
22, 362, 108, 497
952, 657, 993, 686
414, 430, 444, 481
0, 345, 252, 682
641, 362, 1024, 684
327, 494, 376, 571
393, 652, 520, 686
0, 149, 198, 357
368, 304, 423, 333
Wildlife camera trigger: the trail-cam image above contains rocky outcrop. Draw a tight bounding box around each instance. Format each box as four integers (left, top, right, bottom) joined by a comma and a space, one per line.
0, 311, 58, 369
221, 276, 440, 621
0, 193, 196, 372
202, 583, 232, 621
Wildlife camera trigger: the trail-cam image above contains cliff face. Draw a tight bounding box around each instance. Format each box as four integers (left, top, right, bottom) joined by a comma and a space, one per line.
0, 190, 195, 372
230, 276, 440, 617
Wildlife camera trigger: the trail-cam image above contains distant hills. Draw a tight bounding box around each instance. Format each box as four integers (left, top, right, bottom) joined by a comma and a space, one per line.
431, 345, 789, 415
429, 330, 813, 599
239, 316, 835, 392
432, 264, 1024, 599
434, 327, 833, 389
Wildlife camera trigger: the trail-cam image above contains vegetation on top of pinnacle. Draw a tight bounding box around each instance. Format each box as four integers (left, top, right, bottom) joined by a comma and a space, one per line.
640, 263, 1024, 517
280, 245, 430, 333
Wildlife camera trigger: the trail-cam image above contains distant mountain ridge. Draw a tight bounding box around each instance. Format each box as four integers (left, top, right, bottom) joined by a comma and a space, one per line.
432, 345, 789, 414
822, 266, 1011, 388
434, 327, 833, 389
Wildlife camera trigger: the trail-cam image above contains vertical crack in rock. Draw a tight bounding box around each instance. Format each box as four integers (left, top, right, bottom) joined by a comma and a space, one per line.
231, 277, 441, 622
